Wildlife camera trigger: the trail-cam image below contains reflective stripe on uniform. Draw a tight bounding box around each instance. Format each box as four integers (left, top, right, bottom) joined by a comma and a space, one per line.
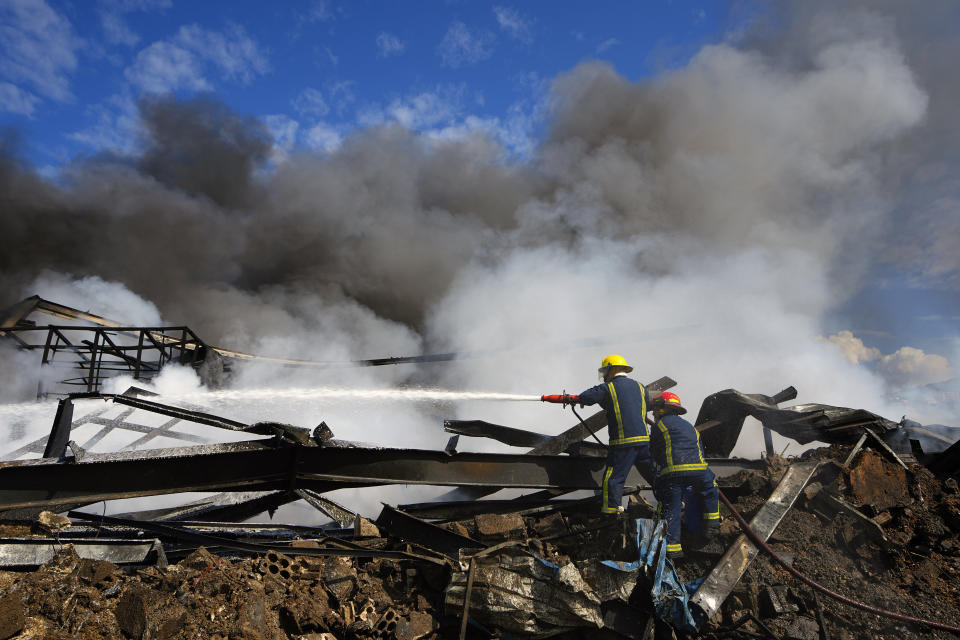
703, 511, 720, 520
601, 465, 616, 513
609, 435, 650, 446
659, 462, 709, 474
695, 427, 706, 465
607, 382, 625, 442
637, 381, 647, 427
666, 543, 683, 552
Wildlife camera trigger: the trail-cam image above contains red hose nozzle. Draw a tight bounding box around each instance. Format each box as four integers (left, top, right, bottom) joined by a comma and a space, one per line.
540, 393, 580, 406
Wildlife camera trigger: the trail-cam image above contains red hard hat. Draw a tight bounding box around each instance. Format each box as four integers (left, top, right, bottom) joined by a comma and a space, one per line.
660, 392, 687, 415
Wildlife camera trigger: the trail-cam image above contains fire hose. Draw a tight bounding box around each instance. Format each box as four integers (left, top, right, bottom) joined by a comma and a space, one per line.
718, 489, 960, 635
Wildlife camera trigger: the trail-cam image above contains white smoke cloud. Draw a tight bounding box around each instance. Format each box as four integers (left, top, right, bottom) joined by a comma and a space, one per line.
24, 272, 163, 325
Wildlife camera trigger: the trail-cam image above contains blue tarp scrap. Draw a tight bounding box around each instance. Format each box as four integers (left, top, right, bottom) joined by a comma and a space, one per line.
602, 518, 706, 633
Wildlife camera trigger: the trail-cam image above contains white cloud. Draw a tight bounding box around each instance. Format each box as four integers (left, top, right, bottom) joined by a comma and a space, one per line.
97, 0, 171, 47
596, 37, 620, 53
125, 24, 269, 94
822, 330, 952, 388
326, 80, 356, 114
0, 0, 81, 102
175, 24, 269, 84
264, 114, 299, 151
376, 32, 405, 58
877, 346, 952, 387
305, 122, 343, 152
438, 22, 494, 68
125, 40, 209, 93
100, 0, 172, 10
292, 87, 329, 117
493, 6, 532, 42
263, 114, 300, 165
99, 10, 140, 46
323, 46, 339, 67
357, 84, 468, 130
387, 85, 466, 129
0, 81, 40, 116
355, 81, 542, 157
300, 0, 332, 24
822, 330, 881, 364
67, 91, 140, 153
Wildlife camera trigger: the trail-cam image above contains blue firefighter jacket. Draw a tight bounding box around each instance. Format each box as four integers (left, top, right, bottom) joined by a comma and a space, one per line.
651, 413, 708, 475
578, 375, 652, 447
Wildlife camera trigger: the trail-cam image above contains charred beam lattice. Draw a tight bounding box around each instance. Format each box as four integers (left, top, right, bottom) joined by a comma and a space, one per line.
6, 325, 206, 396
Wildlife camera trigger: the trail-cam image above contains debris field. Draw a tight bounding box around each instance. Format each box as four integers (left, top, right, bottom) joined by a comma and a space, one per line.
0, 296, 959, 639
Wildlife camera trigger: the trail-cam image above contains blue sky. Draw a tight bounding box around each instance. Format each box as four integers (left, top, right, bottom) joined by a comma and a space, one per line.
1, 0, 736, 169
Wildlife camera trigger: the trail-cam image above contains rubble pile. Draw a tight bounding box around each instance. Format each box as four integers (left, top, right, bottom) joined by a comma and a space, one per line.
0, 544, 444, 640
0, 446, 955, 639
696, 449, 960, 640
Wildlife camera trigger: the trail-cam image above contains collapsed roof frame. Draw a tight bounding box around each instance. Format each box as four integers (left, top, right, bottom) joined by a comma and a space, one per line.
0, 391, 761, 516
0, 295, 474, 398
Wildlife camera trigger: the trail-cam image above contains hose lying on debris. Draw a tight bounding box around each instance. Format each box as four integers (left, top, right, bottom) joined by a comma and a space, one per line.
717, 490, 960, 635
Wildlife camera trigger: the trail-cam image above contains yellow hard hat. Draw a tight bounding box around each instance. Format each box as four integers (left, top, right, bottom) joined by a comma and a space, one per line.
599, 354, 633, 373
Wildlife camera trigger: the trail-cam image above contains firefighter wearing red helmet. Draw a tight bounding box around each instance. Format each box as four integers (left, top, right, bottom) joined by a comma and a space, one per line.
576, 355, 657, 515
650, 391, 720, 559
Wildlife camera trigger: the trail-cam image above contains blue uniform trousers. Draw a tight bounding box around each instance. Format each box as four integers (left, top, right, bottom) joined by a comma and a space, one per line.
602, 444, 656, 514
655, 468, 719, 553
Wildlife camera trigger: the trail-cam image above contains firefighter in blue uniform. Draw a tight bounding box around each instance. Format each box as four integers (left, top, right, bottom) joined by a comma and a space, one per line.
577, 355, 657, 515
650, 391, 720, 559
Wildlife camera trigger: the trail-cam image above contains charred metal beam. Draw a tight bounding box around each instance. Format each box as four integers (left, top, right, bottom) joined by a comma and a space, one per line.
0, 440, 632, 510
112, 490, 298, 522
41, 398, 73, 459
296, 489, 356, 528
376, 504, 481, 561
690, 461, 820, 620
444, 419, 548, 448
0, 537, 164, 568
928, 437, 960, 476
444, 419, 606, 456
67, 511, 446, 564
398, 487, 642, 521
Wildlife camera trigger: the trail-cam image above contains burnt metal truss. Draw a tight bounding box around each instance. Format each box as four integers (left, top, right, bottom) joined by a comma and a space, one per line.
0, 393, 761, 512
6, 324, 207, 395
1, 297, 213, 396
6, 390, 314, 462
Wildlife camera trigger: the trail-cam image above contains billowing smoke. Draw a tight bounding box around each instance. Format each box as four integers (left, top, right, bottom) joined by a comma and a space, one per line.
1, 1, 958, 468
